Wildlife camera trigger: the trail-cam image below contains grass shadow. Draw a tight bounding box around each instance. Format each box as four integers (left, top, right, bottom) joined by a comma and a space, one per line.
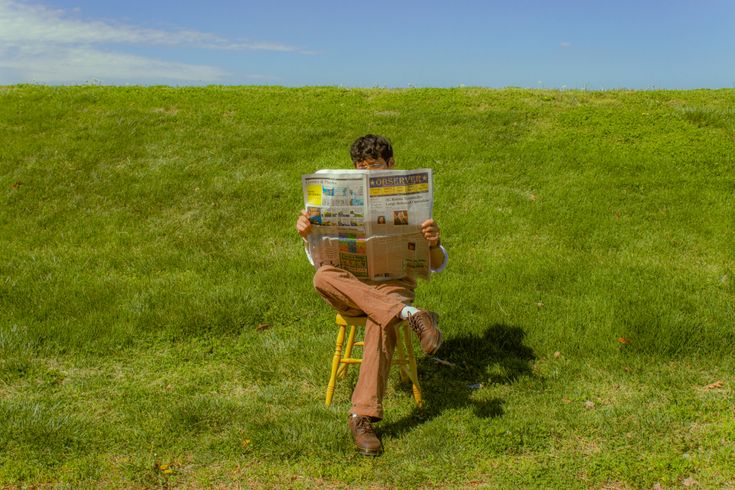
380, 323, 535, 437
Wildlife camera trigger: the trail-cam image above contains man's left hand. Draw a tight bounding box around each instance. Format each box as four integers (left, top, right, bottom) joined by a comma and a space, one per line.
421, 219, 441, 248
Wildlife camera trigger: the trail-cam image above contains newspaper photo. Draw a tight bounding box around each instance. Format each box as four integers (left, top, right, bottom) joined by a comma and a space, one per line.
302, 168, 434, 281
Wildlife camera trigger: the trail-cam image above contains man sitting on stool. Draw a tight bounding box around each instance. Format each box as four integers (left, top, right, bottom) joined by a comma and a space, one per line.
296, 134, 448, 456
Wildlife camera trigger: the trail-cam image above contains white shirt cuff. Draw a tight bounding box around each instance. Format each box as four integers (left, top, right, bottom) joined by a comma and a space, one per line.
430, 244, 448, 273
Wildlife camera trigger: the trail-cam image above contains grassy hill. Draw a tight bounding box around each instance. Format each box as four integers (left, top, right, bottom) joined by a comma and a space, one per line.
1, 86, 734, 487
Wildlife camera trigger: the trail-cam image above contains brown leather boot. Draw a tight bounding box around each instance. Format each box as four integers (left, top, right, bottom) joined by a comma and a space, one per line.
407, 310, 442, 355
348, 414, 382, 456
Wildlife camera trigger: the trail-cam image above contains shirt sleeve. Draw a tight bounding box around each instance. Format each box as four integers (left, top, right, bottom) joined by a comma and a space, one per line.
430, 244, 448, 273
303, 238, 315, 266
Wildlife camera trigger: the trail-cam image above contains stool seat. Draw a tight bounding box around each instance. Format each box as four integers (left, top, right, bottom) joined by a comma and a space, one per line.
325, 313, 423, 408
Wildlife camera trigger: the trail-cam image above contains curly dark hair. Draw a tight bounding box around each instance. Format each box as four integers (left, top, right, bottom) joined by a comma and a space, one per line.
349, 134, 393, 165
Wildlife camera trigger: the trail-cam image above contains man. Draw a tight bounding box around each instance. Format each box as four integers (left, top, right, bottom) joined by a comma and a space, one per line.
296, 134, 447, 456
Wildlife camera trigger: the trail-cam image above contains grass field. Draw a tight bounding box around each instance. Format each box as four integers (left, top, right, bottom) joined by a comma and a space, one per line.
1, 85, 734, 488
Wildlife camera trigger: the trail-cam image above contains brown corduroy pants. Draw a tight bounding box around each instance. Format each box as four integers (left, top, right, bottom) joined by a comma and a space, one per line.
313, 265, 415, 420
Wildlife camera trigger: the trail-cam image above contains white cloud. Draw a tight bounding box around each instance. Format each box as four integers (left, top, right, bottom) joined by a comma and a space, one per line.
560, 42, 573, 49
0, 46, 228, 83
0, 0, 308, 84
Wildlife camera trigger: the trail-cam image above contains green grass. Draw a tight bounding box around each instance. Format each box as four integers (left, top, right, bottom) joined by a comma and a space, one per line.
1, 85, 734, 488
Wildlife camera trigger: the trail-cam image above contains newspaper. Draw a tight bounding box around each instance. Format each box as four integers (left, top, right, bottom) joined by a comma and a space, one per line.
302, 168, 433, 281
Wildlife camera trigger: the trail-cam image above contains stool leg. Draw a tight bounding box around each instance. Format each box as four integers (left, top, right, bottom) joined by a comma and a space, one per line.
326, 324, 347, 407
337, 324, 357, 379
401, 323, 424, 408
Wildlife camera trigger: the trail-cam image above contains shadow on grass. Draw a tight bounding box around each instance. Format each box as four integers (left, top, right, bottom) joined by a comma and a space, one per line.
380, 323, 535, 437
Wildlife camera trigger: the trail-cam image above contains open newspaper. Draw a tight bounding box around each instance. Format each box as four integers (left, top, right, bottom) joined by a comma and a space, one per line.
302, 169, 433, 281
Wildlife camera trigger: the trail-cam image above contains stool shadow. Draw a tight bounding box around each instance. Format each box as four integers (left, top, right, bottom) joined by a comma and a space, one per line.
380, 323, 535, 437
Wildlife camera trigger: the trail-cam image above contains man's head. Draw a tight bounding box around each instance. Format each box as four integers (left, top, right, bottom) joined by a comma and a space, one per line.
350, 134, 395, 169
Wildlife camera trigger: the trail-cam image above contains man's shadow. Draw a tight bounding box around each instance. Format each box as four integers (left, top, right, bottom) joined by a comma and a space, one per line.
380, 323, 535, 437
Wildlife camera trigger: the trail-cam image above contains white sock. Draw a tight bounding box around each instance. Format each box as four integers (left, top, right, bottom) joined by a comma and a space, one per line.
399, 305, 419, 320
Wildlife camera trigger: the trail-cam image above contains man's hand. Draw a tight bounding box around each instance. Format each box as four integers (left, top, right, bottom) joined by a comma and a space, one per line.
421, 218, 441, 248
296, 209, 312, 239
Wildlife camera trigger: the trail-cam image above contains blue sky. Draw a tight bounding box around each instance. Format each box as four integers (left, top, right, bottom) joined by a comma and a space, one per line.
1, 0, 734, 88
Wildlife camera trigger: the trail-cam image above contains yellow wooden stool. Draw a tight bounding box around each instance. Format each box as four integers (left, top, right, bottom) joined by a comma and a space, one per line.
325, 313, 423, 408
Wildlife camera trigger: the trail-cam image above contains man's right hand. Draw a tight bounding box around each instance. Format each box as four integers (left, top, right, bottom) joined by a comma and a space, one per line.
296, 209, 312, 239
